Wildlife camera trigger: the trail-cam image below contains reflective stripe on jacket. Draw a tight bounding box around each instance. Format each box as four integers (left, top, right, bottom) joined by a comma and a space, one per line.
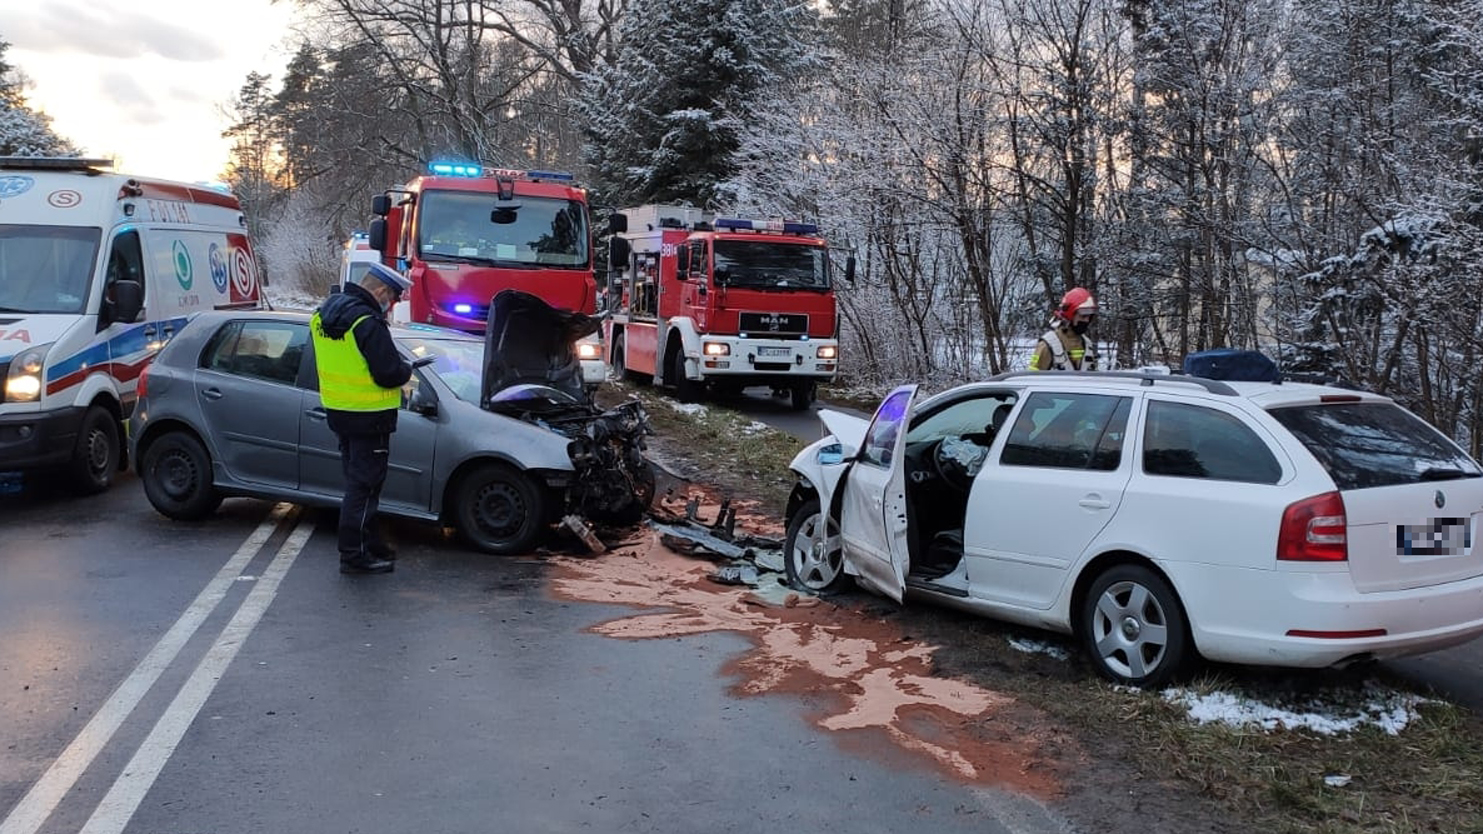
1034, 328, 1097, 371
312, 312, 401, 412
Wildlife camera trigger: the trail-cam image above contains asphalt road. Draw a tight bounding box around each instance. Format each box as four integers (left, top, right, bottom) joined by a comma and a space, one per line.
0, 472, 1068, 834
728, 389, 1483, 715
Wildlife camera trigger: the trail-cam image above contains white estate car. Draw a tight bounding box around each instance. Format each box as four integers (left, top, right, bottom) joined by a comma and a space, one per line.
784, 371, 1483, 687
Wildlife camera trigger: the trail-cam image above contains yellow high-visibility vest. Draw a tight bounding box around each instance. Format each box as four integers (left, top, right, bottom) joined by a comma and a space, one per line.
311, 312, 400, 412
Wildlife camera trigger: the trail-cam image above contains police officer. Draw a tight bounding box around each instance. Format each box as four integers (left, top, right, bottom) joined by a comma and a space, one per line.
1030, 287, 1098, 371
312, 263, 414, 574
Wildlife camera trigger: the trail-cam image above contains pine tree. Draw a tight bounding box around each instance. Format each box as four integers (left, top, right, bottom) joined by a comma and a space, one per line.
0, 39, 76, 157
581, 0, 822, 207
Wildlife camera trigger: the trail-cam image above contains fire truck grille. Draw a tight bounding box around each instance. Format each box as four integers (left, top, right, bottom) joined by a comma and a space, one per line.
739, 312, 808, 335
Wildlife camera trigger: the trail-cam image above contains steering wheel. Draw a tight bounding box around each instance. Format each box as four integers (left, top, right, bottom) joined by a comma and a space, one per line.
932, 437, 978, 493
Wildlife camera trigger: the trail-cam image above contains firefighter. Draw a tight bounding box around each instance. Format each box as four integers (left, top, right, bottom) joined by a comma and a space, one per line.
1030, 287, 1098, 371
312, 262, 414, 574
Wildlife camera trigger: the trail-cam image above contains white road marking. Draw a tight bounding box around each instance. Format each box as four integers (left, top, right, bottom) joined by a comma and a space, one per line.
78, 511, 315, 834
0, 504, 293, 834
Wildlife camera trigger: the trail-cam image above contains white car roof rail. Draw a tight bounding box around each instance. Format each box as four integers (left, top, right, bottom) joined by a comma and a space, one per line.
988, 370, 1239, 396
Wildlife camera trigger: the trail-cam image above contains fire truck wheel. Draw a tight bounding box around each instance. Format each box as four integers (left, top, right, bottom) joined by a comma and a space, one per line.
669, 349, 702, 403
789, 381, 817, 411
612, 333, 640, 382
68, 406, 121, 494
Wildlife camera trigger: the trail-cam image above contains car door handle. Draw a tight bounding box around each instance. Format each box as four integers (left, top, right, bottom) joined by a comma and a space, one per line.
305, 408, 326, 421
201, 387, 223, 400
1078, 495, 1112, 510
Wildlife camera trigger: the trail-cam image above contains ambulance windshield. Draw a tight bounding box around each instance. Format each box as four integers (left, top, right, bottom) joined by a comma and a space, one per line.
0, 225, 101, 314
712, 240, 829, 291
418, 191, 588, 269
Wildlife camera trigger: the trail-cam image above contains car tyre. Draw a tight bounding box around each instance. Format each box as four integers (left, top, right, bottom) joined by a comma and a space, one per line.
784, 498, 849, 593
68, 406, 120, 494
140, 431, 223, 520
455, 463, 547, 554
1080, 564, 1190, 687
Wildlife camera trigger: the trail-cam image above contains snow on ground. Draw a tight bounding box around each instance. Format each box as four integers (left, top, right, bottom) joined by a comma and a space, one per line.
1007, 636, 1070, 660
668, 402, 709, 417
1164, 683, 1432, 736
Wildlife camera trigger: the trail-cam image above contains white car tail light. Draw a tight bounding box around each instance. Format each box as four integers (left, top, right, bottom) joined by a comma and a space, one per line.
1277, 491, 1348, 561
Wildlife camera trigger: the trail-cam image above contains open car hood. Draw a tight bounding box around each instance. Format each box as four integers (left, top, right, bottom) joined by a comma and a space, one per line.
818, 409, 869, 457
479, 289, 600, 406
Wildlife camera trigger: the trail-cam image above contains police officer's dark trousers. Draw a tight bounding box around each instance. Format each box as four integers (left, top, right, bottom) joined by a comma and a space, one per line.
336, 430, 391, 561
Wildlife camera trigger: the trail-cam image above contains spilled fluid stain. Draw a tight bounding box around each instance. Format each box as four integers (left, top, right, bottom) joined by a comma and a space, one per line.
548, 496, 1071, 798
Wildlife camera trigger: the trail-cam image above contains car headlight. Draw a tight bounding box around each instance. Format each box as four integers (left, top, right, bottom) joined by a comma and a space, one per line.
703, 341, 730, 356
576, 342, 602, 360
5, 342, 52, 403
816, 345, 838, 360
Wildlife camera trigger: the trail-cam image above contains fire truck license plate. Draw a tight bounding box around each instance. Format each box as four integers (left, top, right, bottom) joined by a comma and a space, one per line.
758, 347, 792, 358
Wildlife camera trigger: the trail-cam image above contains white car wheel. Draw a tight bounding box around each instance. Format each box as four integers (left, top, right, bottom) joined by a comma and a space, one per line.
1081, 564, 1190, 687
784, 499, 847, 593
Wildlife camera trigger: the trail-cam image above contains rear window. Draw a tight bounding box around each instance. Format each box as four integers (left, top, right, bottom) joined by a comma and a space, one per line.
1268, 402, 1482, 490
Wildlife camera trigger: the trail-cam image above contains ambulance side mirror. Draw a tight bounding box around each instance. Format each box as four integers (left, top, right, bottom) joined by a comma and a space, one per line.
110, 280, 144, 324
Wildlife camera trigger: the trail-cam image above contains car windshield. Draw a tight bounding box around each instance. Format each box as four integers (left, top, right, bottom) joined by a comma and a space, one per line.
398, 334, 485, 404
417, 191, 588, 268
0, 224, 100, 314
712, 240, 829, 290
1268, 401, 1483, 490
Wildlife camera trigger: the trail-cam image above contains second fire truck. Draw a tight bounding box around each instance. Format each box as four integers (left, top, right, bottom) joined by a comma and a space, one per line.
603, 205, 852, 410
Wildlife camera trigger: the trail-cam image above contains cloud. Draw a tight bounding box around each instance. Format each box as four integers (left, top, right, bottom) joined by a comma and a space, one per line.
98, 73, 163, 126
0, 4, 225, 62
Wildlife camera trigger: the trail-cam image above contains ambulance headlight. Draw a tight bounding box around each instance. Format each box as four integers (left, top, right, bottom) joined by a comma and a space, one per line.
576, 342, 601, 360
5, 343, 52, 403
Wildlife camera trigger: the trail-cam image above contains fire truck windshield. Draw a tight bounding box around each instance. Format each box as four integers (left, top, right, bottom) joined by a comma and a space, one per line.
418, 191, 588, 269
712, 240, 829, 291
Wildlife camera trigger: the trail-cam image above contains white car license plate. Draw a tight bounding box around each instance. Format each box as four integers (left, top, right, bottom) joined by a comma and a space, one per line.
758, 346, 792, 358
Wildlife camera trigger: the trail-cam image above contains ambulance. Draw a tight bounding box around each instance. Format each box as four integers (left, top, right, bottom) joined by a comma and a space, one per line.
0, 157, 263, 493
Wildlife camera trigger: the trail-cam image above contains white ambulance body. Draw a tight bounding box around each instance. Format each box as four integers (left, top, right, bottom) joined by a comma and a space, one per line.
0, 157, 263, 493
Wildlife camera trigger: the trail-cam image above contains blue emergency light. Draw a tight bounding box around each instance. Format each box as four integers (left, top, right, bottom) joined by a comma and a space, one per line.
713, 217, 820, 236
525, 170, 575, 182
453, 303, 474, 315
429, 162, 484, 177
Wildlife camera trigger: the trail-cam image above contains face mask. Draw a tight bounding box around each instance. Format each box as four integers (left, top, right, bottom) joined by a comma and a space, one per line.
1071, 321, 1090, 335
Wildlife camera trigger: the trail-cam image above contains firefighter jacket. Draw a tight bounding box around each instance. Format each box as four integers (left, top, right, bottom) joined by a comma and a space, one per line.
311, 282, 412, 434
1031, 326, 1097, 371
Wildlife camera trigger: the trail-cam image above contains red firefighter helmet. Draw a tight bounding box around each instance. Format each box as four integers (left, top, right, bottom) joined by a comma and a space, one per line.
1056, 287, 1097, 322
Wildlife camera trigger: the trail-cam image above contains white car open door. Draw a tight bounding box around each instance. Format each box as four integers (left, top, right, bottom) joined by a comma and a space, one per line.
838, 385, 918, 602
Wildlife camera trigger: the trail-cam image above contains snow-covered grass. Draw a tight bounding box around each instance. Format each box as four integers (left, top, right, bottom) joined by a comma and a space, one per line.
1165, 682, 1432, 736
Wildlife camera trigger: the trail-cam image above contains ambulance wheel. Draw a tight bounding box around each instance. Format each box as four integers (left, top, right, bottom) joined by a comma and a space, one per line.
455, 463, 547, 554
140, 431, 223, 520
669, 349, 702, 403
789, 380, 816, 411
68, 406, 120, 495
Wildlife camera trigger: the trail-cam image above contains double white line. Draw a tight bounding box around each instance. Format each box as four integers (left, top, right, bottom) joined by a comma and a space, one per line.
1, 504, 314, 834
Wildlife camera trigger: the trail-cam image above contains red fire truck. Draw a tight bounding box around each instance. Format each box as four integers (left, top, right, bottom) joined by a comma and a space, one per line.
603, 205, 852, 410
365, 163, 604, 380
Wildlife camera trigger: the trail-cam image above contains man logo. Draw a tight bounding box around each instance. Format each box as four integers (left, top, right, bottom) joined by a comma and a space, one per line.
1435, 490, 1446, 509
759, 313, 783, 331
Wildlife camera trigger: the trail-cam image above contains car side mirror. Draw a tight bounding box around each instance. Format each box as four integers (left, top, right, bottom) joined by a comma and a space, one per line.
110, 279, 144, 323
817, 443, 845, 466
408, 384, 438, 416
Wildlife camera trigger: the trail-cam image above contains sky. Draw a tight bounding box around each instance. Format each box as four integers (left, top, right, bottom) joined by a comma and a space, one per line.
0, 0, 299, 183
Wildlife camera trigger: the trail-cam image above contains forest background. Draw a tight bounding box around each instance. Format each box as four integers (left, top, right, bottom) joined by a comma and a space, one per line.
5, 0, 1483, 455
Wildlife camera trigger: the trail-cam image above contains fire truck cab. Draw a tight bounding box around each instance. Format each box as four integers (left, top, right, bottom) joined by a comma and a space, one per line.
365, 163, 604, 388
603, 205, 851, 411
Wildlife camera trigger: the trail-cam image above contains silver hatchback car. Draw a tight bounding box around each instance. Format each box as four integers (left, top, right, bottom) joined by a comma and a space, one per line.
128, 310, 652, 553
